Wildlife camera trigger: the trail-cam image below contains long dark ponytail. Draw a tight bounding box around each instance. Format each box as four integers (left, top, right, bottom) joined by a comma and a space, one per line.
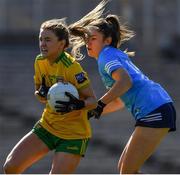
105, 15, 121, 48
69, 0, 135, 59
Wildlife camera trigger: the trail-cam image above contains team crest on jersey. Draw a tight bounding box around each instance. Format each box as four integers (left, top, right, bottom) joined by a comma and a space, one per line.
56, 76, 65, 82
75, 72, 87, 84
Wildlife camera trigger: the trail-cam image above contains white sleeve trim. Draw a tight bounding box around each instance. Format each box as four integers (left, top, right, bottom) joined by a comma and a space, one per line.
104, 60, 122, 74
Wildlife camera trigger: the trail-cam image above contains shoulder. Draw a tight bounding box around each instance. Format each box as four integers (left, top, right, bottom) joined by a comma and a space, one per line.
35, 54, 46, 61
61, 52, 83, 70
99, 47, 122, 65
34, 54, 46, 67
99, 46, 126, 60
34, 54, 46, 66
60, 52, 75, 67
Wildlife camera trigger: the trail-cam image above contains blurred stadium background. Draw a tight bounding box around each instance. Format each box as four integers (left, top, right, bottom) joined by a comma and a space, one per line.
0, 0, 180, 173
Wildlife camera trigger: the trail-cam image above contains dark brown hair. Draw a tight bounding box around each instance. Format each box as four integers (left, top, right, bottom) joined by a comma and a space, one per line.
69, 0, 135, 60
41, 18, 69, 48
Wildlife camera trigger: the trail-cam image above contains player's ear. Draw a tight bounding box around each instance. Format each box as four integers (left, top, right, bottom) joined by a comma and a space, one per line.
59, 39, 66, 50
105, 36, 112, 45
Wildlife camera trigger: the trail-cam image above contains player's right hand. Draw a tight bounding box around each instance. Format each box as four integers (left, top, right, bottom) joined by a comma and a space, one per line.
37, 84, 49, 98
35, 90, 47, 103
88, 100, 106, 119
35, 76, 49, 103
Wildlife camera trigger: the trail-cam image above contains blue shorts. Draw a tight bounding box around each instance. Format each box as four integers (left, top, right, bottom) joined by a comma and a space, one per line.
135, 103, 176, 132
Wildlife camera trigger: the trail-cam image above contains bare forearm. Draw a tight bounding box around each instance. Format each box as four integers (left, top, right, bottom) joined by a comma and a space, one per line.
102, 98, 124, 115
79, 85, 97, 110
101, 79, 131, 104
84, 97, 97, 110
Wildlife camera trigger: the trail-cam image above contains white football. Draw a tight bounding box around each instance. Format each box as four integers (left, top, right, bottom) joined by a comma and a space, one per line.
47, 82, 79, 111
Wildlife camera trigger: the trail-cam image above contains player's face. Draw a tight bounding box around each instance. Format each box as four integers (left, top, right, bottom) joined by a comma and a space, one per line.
39, 29, 65, 61
86, 29, 110, 59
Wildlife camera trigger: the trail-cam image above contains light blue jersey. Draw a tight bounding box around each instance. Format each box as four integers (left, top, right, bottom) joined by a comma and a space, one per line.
98, 46, 172, 120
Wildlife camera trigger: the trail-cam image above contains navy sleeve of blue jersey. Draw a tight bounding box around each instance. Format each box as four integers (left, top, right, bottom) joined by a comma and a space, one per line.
100, 50, 123, 76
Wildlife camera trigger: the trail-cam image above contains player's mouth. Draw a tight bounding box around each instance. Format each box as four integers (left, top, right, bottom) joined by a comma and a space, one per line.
41, 48, 48, 54
87, 47, 92, 51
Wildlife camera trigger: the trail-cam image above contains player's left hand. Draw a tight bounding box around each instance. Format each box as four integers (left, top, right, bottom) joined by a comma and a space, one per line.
55, 92, 85, 113
88, 100, 106, 119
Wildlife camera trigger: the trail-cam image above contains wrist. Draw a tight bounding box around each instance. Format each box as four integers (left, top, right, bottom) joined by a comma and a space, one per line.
79, 100, 85, 109
76, 100, 85, 110
98, 100, 106, 108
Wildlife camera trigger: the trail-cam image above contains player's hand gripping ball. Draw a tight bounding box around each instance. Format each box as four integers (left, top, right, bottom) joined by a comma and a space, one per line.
47, 82, 84, 113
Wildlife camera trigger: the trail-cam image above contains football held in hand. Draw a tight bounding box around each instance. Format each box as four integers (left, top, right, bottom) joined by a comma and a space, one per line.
47, 82, 79, 112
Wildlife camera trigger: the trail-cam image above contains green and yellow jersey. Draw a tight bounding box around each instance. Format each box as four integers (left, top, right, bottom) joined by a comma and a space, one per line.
34, 52, 91, 139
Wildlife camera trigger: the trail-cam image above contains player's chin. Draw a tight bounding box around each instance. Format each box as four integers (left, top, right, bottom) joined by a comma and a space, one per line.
40, 52, 48, 58
87, 51, 94, 58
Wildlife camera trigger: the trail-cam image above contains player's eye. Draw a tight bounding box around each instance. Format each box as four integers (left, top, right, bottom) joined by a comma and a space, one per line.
91, 37, 96, 40
45, 38, 51, 42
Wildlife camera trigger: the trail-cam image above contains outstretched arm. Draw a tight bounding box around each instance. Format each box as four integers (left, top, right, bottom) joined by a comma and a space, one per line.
100, 68, 132, 104
78, 84, 97, 110
102, 97, 124, 115
88, 68, 131, 119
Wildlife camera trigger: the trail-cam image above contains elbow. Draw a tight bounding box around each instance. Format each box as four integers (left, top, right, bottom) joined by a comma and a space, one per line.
124, 75, 133, 92
127, 78, 133, 91
117, 78, 132, 93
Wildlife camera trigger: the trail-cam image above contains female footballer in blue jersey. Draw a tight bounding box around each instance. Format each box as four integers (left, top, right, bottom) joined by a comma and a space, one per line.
64, 0, 177, 173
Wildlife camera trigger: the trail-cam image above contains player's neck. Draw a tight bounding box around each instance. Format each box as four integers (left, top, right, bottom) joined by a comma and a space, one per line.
47, 57, 57, 65
47, 51, 64, 65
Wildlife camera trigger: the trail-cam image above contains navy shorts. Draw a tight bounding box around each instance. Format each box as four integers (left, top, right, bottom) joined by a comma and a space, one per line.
135, 103, 176, 132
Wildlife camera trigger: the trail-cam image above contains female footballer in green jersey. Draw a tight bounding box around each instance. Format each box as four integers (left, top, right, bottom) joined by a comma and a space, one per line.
3, 18, 97, 174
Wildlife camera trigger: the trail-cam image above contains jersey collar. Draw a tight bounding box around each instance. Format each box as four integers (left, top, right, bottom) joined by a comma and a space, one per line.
98, 45, 110, 60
